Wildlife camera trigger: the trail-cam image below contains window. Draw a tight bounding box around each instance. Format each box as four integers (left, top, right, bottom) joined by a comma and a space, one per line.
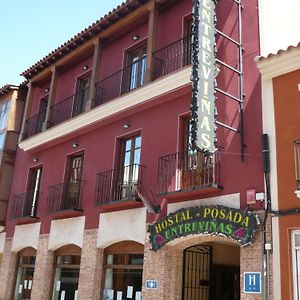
13, 248, 36, 300
183, 16, 193, 66
11, 166, 42, 219
180, 117, 214, 189
123, 45, 147, 93
0, 99, 11, 132
73, 75, 90, 116
0, 99, 11, 150
64, 153, 84, 210
292, 230, 300, 299
116, 135, 142, 200
26, 167, 42, 217
103, 241, 144, 300
37, 96, 48, 133
294, 140, 300, 191
52, 245, 81, 300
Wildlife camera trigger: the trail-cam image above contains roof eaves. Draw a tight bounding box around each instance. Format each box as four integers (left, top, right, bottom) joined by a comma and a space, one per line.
20, 0, 147, 80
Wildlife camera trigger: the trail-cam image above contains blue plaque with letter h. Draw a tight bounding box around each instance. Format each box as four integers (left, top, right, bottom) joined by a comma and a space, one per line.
244, 272, 261, 293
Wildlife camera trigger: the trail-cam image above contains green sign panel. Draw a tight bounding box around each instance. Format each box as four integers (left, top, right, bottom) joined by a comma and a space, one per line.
148, 205, 259, 250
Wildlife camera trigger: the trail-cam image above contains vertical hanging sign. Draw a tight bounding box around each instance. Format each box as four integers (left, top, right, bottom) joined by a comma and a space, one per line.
190, 0, 217, 153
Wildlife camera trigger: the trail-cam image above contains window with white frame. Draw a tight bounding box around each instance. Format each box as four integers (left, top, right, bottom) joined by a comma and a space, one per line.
0, 99, 11, 151
0, 99, 11, 131
292, 230, 300, 300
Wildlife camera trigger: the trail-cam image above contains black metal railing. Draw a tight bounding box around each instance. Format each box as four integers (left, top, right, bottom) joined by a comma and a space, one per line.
47, 180, 84, 213
94, 56, 147, 107
158, 151, 219, 195
22, 111, 46, 140
10, 191, 39, 219
50, 87, 90, 127
152, 34, 192, 80
95, 164, 145, 205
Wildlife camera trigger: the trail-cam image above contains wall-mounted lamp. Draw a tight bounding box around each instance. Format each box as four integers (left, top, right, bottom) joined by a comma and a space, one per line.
132, 35, 140, 41
72, 142, 79, 148
33, 157, 39, 162
44, 88, 49, 93
123, 123, 130, 129
82, 65, 89, 70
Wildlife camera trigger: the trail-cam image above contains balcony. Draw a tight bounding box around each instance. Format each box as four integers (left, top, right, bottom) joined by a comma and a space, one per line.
95, 164, 145, 206
22, 111, 45, 140
157, 151, 220, 198
47, 180, 84, 213
152, 35, 191, 80
10, 191, 39, 219
49, 87, 90, 127
19, 36, 192, 150
95, 56, 147, 106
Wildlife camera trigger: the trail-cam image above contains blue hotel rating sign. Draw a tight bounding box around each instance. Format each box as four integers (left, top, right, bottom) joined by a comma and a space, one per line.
146, 280, 158, 290
244, 272, 261, 294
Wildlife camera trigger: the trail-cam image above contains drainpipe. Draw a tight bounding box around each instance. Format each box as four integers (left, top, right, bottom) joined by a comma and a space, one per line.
262, 134, 271, 300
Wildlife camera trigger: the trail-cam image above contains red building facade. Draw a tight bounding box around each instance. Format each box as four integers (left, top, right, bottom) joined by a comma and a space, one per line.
0, 0, 268, 299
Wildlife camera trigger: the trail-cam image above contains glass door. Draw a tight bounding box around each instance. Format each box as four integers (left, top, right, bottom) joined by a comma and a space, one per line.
73, 76, 90, 116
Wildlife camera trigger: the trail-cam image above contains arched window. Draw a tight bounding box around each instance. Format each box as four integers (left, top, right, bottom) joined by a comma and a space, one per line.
13, 247, 36, 300
51, 245, 81, 300
102, 241, 144, 300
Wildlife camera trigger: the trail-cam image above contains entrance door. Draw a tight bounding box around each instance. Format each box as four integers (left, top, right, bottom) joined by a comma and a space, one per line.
211, 265, 240, 300
73, 76, 90, 116
182, 245, 211, 300
182, 244, 240, 300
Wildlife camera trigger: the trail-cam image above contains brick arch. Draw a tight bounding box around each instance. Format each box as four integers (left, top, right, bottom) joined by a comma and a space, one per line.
166, 234, 240, 251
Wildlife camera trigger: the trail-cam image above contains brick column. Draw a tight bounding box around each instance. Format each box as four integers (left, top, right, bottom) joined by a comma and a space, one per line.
0, 238, 17, 300
142, 238, 183, 300
77, 229, 103, 300
30, 234, 54, 300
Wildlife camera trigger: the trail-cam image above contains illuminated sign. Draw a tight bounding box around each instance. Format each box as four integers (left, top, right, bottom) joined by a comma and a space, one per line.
148, 205, 259, 250
191, 0, 217, 153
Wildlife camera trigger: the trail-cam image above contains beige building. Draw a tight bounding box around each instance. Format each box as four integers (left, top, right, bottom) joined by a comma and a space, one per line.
0, 84, 25, 226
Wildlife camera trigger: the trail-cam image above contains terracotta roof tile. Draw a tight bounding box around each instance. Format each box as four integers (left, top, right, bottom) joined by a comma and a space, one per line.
0, 84, 19, 96
258, 42, 300, 61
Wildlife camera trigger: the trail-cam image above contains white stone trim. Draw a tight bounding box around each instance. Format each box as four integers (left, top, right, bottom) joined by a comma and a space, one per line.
19, 68, 191, 151
48, 216, 85, 250
97, 207, 147, 248
0, 232, 6, 253
272, 218, 281, 300
258, 59, 281, 298
257, 47, 300, 80
12, 223, 41, 252
167, 193, 240, 214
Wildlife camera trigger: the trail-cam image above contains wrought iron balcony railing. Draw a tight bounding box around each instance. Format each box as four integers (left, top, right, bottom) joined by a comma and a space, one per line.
49, 87, 90, 127
157, 151, 219, 195
95, 164, 145, 206
22, 111, 46, 140
21, 36, 192, 139
47, 180, 84, 213
94, 56, 147, 107
10, 191, 39, 219
152, 34, 192, 80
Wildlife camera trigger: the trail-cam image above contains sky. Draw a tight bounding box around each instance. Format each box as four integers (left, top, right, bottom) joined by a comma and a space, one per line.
0, 0, 123, 87
1, 0, 300, 87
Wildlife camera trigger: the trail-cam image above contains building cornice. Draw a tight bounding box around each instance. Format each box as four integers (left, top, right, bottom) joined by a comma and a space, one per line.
257, 46, 300, 80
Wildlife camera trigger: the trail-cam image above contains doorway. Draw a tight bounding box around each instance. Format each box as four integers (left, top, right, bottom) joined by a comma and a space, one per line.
182, 243, 240, 300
